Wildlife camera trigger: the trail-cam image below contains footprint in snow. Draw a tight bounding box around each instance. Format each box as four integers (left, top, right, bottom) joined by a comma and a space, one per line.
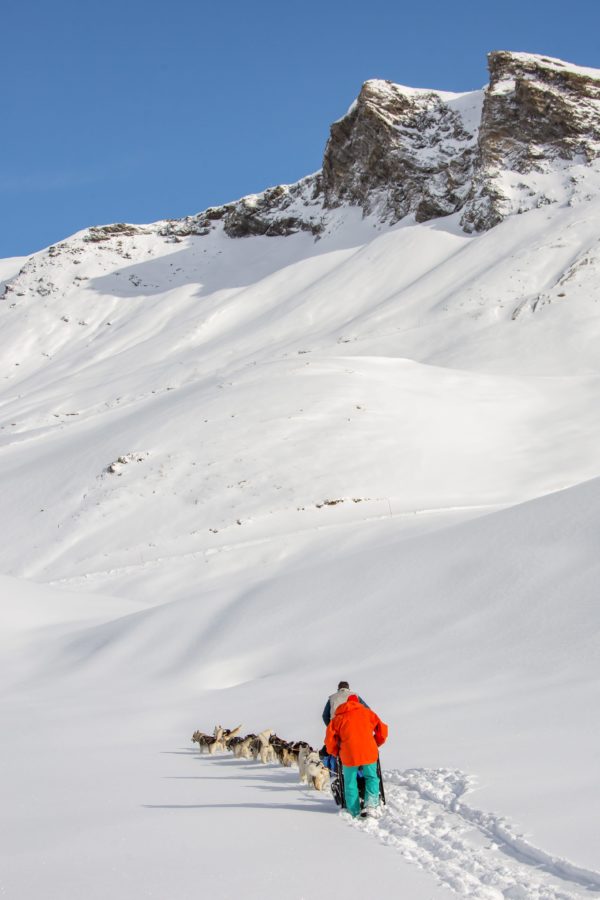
338, 768, 600, 900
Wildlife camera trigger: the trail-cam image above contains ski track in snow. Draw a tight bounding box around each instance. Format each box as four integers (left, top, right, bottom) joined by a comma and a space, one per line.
340, 767, 600, 899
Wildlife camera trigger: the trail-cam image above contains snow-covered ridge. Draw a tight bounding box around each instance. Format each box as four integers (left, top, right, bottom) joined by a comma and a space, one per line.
150, 50, 600, 239
462, 50, 600, 231
0, 49, 583, 254
490, 50, 600, 85
4, 50, 598, 255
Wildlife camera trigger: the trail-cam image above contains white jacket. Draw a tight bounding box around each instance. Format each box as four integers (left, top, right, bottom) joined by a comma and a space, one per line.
328, 687, 352, 717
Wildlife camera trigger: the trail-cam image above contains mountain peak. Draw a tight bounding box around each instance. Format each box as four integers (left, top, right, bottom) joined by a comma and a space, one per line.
156, 50, 600, 243
5, 51, 600, 258
460, 49, 600, 230
321, 77, 480, 224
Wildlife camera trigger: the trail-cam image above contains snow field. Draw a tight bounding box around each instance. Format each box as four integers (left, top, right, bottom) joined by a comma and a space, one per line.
2, 176, 600, 897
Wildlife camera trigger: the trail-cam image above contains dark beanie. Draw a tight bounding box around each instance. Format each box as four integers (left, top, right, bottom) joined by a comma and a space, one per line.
338, 680, 350, 690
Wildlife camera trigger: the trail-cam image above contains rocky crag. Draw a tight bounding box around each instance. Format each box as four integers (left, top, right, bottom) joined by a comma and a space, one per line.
154, 50, 600, 242
461, 51, 600, 231
3, 50, 600, 288
321, 79, 479, 224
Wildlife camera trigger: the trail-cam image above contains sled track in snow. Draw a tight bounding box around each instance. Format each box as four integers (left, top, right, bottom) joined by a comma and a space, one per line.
342, 768, 600, 899
199, 750, 600, 898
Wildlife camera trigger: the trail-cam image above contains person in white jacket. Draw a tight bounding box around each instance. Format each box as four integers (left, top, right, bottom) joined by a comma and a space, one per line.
322, 680, 369, 725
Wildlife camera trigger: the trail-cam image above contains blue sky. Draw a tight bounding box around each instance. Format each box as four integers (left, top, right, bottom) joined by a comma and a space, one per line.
2, 0, 599, 257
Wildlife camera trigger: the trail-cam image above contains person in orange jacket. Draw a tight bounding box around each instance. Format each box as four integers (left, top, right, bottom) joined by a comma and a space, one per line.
325, 693, 388, 818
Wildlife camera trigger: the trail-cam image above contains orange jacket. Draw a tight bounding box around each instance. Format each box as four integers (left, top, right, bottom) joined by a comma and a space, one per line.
325, 695, 388, 766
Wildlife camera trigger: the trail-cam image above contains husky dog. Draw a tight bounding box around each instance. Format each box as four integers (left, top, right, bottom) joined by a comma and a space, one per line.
191, 730, 205, 750
298, 745, 313, 783
268, 734, 286, 765
269, 735, 296, 767
257, 729, 276, 764
192, 731, 219, 754
223, 725, 243, 748
210, 724, 242, 752
280, 746, 296, 767
249, 735, 263, 760
193, 726, 241, 755
312, 763, 330, 792
227, 736, 244, 755
194, 723, 330, 791
289, 740, 311, 768
235, 734, 258, 759
305, 751, 330, 791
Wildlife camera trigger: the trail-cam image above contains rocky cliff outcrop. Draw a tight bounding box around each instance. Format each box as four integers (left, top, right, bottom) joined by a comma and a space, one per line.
156, 80, 481, 241
322, 79, 479, 223
7, 50, 596, 261
159, 175, 324, 241
171, 51, 600, 242
461, 52, 600, 231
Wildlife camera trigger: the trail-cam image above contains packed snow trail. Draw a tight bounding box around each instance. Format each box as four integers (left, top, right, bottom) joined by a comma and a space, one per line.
344, 768, 600, 899
200, 755, 599, 899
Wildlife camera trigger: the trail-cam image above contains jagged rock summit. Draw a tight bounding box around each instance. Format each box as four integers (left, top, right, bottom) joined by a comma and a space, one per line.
2, 50, 600, 280
322, 79, 480, 224
462, 51, 600, 230
154, 49, 600, 242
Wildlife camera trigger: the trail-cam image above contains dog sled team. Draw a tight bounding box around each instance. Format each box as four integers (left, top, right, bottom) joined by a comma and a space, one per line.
192, 680, 388, 819
191, 725, 330, 791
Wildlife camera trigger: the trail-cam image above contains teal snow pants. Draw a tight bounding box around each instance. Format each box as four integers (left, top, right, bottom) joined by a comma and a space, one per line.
343, 761, 380, 817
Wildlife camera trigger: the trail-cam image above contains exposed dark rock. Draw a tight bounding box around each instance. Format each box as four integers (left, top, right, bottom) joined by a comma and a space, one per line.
322, 79, 478, 224
121, 53, 600, 241
222, 182, 324, 238
159, 176, 324, 240
6, 49, 600, 287
461, 52, 600, 231
84, 223, 149, 243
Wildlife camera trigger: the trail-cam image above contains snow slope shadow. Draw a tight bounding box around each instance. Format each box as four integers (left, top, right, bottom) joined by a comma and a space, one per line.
144, 801, 333, 813
148, 751, 335, 816
85, 225, 368, 300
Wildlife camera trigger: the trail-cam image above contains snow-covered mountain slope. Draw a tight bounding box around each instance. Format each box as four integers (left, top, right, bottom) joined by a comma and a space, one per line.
3, 476, 600, 899
2, 49, 600, 900
2, 193, 600, 586
0, 254, 27, 292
